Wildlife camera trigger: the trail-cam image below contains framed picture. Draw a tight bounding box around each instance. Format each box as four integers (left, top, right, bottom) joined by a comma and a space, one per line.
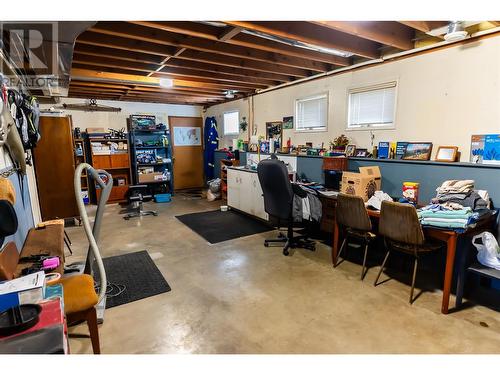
282, 116, 293, 129
266, 121, 283, 140
435, 146, 458, 162
346, 144, 356, 157
402, 143, 433, 161
355, 148, 368, 157
395, 141, 409, 159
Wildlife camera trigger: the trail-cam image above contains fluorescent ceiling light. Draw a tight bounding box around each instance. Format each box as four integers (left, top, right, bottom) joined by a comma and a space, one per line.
159, 78, 173, 88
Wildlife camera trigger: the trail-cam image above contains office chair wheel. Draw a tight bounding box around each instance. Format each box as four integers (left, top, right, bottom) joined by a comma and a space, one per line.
283, 249, 290, 256
264, 242, 269, 247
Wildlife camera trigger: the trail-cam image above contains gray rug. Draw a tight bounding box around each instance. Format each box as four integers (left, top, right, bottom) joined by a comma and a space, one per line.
101, 250, 171, 309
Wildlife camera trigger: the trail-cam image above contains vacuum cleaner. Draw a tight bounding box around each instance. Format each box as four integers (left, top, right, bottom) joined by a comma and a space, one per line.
72, 163, 113, 320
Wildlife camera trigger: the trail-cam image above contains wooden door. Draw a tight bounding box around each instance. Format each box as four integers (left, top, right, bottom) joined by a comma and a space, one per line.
33, 116, 79, 220
169, 116, 204, 190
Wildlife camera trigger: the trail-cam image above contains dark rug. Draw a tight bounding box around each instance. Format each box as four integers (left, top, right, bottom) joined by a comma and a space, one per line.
176, 209, 272, 244
101, 250, 171, 309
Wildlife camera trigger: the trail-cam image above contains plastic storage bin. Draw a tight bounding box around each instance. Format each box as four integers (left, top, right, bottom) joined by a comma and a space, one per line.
154, 193, 171, 203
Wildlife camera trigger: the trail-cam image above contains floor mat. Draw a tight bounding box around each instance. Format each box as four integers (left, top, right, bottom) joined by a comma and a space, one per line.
176, 209, 272, 244
101, 250, 171, 309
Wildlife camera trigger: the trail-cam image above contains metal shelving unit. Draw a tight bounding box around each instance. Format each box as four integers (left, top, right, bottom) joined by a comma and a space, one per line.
128, 120, 174, 195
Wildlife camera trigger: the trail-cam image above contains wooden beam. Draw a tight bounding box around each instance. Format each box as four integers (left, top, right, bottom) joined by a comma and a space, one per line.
76, 41, 310, 77
176, 50, 309, 77
218, 26, 242, 41
70, 81, 134, 90
77, 31, 176, 56
88, 22, 333, 72
399, 21, 448, 33
225, 21, 380, 59
311, 21, 414, 50
69, 93, 210, 105
72, 54, 278, 86
163, 58, 294, 83
74, 44, 165, 65
131, 21, 348, 67
70, 68, 259, 92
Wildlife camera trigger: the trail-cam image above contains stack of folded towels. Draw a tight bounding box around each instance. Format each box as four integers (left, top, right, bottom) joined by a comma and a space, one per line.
431, 180, 489, 210
418, 205, 474, 229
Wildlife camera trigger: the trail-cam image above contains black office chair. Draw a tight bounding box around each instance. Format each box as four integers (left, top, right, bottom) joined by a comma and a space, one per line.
257, 158, 316, 256
123, 184, 158, 220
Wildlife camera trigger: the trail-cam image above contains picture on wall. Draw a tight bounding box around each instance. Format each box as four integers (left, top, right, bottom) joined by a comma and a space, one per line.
402, 143, 433, 161
173, 126, 201, 146
282, 116, 293, 129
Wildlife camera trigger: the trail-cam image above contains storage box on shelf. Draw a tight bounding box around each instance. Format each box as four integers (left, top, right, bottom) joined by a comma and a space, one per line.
85, 134, 132, 204
220, 159, 239, 201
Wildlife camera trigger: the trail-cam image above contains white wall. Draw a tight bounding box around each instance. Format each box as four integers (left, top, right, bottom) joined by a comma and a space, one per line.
206, 36, 500, 161
41, 98, 202, 131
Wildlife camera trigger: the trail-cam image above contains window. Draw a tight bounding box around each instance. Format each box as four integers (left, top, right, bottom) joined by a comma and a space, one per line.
295, 93, 328, 132
347, 81, 397, 129
223, 111, 239, 135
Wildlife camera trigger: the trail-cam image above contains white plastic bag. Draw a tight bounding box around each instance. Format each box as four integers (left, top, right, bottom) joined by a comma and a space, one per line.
472, 232, 500, 270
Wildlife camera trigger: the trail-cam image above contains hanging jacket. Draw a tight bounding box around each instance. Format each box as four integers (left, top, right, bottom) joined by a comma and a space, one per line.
204, 116, 219, 181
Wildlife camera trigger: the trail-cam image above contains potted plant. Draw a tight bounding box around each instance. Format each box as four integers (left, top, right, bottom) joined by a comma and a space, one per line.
330, 134, 349, 153
239, 116, 248, 132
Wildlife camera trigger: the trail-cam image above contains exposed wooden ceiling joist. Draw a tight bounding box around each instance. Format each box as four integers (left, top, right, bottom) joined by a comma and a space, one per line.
218, 26, 243, 41
311, 21, 415, 50
73, 52, 290, 85
70, 68, 258, 93
131, 21, 349, 67
225, 21, 381, 59
176, 50, 310, 78
72, 58, 272, 89
398, 21, 448, 33
88, 22, 332, 72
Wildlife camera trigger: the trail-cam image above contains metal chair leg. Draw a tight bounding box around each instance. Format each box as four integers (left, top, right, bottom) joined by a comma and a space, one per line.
374, 250, 391, 286
64, 230, 72, 245
410, 257, 419, 304
334, 238, 347, 267
361, 243, 369, 280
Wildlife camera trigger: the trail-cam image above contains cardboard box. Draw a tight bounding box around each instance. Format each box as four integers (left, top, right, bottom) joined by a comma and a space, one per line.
0, 271, 46, 311
341, 166, 381, 201
138, 172, 166, 183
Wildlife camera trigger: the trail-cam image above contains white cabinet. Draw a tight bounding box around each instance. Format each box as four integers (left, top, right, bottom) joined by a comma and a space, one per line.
227, 168, 268, 221
227, 168, 240, 209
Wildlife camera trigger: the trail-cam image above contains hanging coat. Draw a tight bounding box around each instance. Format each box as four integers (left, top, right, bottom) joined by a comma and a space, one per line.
204, 116, 219, 181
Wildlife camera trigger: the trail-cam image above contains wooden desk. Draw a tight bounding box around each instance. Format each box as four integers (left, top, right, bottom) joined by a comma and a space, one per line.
331, 203, 495, 314
15, 224, 65, 277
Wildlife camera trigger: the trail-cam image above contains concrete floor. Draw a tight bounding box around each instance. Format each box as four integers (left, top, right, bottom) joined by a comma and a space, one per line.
65, 197, 500, 354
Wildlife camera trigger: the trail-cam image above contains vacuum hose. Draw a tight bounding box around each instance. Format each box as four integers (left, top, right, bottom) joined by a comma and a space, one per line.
74, 163, 113, 303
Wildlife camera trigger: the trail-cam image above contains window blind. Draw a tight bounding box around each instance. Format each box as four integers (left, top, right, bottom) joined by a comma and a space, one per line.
348, 82, 396, 128
223, 111, 239, 135
296, 94, 328, 131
